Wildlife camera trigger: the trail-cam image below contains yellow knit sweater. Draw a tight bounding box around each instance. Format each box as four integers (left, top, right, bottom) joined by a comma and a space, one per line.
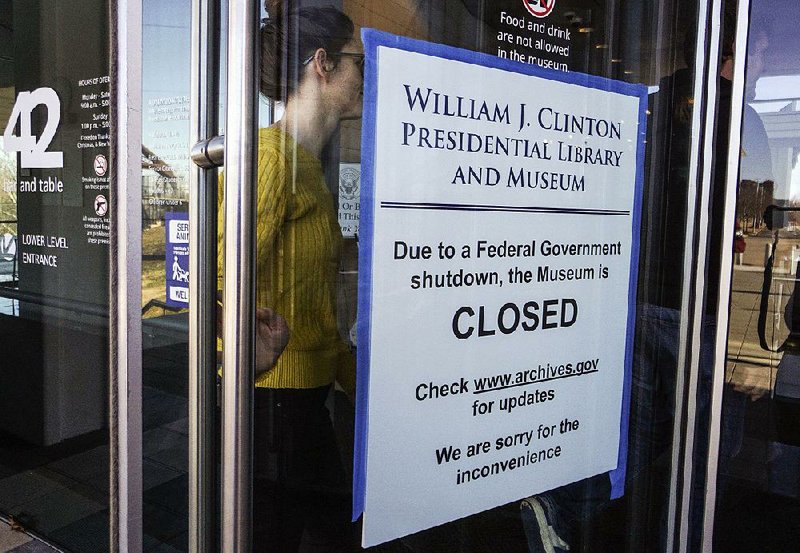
218, 127, 355, 393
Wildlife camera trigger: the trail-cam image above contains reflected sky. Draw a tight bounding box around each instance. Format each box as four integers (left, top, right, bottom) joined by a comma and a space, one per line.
743, 0, 800, 199
142, 0, 274, 199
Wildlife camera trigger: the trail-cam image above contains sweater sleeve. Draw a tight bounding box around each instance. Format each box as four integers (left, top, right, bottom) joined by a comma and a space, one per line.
216, 149, 288, 353
254, 147, 289, 307
217, 148, 288, 298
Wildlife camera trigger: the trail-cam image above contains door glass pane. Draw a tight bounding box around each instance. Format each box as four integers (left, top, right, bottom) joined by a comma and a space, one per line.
140, 0, 196, 550
245, 0, 709, 551
714, 0, 800, 550
0, 0, 111, 550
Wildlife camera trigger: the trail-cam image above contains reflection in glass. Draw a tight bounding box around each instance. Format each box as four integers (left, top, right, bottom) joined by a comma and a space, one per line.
140, 0, 193, 550
714, 0, 800, 550
257, 0, 707, 551
0, 0, 112, 550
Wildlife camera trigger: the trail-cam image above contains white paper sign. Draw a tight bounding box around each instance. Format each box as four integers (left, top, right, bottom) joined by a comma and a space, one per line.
168, 218, 189, 243
356, 30, 646, 547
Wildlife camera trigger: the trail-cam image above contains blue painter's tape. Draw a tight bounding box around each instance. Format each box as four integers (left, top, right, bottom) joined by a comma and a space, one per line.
352, 27, 381, 521
609, 84, 648, 500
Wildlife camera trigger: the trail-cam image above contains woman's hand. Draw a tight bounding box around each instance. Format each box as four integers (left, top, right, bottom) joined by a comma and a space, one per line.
217, 290, 289, 375
255, 307, 290, 376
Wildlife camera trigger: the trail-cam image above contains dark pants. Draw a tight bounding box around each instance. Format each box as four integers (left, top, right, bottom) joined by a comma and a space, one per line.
253, 386, 355, 553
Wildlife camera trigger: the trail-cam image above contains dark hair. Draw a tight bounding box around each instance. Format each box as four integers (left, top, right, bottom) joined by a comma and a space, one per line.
260, 4, 355, 101
721, 3, 738, 61
721, 4, 772, 62
681, 4, 769, 68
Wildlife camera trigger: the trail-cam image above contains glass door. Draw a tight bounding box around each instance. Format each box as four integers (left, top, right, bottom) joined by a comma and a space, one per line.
138, 0, 227, 550
0, 0, 742, 551
203, 1, 736, 552
709, 0, 800, 550
138, 1, 195, 550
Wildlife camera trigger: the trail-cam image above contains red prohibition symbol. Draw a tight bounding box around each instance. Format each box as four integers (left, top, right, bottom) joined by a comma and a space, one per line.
523, 0, 555, 18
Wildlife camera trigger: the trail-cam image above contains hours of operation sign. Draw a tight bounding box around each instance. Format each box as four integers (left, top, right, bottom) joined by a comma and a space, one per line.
354, 30, 647, 546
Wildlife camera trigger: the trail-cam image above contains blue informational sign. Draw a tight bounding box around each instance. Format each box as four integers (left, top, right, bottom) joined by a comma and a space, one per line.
165, 211, 189, 307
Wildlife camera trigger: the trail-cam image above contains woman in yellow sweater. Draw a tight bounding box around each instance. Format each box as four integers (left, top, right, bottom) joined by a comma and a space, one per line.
250, 4, 362, 551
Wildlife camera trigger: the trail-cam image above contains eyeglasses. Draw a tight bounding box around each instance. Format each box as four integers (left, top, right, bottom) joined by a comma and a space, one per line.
302, 51, 365, 75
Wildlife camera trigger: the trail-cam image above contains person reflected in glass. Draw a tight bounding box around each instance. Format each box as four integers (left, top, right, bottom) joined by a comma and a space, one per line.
249, 4, 362, 551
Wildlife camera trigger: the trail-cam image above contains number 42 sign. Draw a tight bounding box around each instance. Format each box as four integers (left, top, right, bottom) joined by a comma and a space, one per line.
2, 87, 63, 169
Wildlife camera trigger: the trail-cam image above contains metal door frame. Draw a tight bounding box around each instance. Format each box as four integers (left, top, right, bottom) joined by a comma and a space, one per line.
188, 0, 221, 551
108, 0, 258, 550
218, 0, 260, 551
666, 0, 725, 549
664, 1, 756, 551
110, 0, 143, 551
701, 0, 753, 549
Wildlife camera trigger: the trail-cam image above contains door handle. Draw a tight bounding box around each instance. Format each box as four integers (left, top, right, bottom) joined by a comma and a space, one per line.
191, 134, 225, 169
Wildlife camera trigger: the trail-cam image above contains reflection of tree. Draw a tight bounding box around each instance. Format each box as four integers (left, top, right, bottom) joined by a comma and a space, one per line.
0, 149, 17, 235
141, 144, 177, 180
737, 179, 773, 232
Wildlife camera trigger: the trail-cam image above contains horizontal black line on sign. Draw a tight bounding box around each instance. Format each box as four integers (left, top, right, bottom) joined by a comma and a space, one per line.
380, 202, 630, 216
